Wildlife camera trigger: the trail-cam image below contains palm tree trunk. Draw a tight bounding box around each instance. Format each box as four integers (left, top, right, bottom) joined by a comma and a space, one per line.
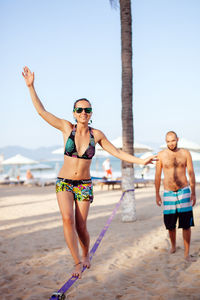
120, 0, 136, 222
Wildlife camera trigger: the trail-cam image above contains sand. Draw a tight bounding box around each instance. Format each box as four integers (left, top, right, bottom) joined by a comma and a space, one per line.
0, 184, 200, 300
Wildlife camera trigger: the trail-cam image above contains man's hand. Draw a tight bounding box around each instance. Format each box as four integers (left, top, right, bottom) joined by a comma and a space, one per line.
156, 194, 162, 206
191, 194, 196, 207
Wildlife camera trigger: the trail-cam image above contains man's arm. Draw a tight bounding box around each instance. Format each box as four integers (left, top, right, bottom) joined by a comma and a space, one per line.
155, 153, 163, 206
186, 151, 196, 206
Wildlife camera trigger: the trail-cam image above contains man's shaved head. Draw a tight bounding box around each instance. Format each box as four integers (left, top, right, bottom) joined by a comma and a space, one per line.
165, 131, 178, 139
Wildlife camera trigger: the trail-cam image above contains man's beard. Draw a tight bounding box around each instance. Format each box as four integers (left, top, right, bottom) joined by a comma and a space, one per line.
167, 144, 178, 151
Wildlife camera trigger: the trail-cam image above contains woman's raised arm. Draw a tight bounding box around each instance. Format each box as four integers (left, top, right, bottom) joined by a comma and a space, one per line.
22, 66, 70, 131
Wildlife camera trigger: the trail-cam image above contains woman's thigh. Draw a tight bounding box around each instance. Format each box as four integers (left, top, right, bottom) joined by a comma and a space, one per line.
56, 191, 74, 220
75, 200, 90, 226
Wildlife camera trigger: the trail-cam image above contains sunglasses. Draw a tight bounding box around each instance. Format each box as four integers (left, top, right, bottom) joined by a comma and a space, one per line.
73, 107, 92, 114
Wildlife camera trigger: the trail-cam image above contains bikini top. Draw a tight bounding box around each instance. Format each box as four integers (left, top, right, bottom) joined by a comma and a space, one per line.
64, 125, 95, 159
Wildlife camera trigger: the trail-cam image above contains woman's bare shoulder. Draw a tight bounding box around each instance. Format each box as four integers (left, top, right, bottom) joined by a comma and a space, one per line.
91, 128, 105, 141
61, 119, 73, 134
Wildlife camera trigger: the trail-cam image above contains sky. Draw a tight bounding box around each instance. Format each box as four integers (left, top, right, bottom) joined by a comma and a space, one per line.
1, 0, 200, 150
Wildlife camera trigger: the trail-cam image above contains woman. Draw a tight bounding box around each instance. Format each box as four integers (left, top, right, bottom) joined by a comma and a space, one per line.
22, 66, 156, 279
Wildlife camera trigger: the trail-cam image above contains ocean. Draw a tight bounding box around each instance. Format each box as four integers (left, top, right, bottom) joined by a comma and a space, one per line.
1, 156, 200, 183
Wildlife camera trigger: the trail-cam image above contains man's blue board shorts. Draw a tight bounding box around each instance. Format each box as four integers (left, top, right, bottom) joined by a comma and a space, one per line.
163, 186, 194, 230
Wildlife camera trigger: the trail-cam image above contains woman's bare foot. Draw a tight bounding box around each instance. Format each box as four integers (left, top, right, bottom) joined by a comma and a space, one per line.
72, 262, 83, 279
184, 255, 197, 262
170, 246, 176, 254
82, 255, 91, 269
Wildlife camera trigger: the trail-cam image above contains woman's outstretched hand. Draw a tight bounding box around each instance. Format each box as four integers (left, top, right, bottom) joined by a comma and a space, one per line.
143, 155, 158, 165
22, 66, 34, 87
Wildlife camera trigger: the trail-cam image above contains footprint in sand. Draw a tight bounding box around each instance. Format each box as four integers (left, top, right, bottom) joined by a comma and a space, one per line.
109, 263, 118, 270
116, 294, 123, 299
4, 274, 17, 282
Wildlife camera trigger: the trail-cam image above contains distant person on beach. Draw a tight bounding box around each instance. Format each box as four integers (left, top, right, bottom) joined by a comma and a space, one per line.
102, 158, 112, 178
155, 131, 196, 261
22, 66, 157, 279
141, 165, 150, 179
26, 169, 34, 180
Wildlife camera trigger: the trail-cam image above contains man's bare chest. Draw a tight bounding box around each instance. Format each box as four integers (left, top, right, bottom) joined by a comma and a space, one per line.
162, 155, 186, 170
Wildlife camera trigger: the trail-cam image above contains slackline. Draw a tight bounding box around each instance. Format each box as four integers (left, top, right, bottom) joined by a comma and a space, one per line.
50, 188, 135, 300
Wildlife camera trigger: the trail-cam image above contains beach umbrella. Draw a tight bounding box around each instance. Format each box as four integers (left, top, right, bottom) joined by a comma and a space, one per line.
160, 138, 200, 152
95, 144, 111, 158
190, 151, 200, 161
95, 150, 110, 158
139, 152, 156, 168
0, 154, 4, 163
111, 137, 152, 153
2, 154, 38, 166
52, 147, 63, 154
2, 154, 38, 178
0, 154, 4, 172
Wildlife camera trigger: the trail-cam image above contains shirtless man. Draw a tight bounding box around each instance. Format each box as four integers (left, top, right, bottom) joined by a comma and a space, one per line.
155, 131, 196, 261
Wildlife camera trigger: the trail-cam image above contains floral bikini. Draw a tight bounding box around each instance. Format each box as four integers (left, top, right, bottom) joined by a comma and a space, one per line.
64, 125, 95, 159
56, 125, 95, 203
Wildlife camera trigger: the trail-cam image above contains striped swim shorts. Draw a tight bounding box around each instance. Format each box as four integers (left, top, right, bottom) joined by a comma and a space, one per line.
163, 186, 194, 230
56, 177, 93, 203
